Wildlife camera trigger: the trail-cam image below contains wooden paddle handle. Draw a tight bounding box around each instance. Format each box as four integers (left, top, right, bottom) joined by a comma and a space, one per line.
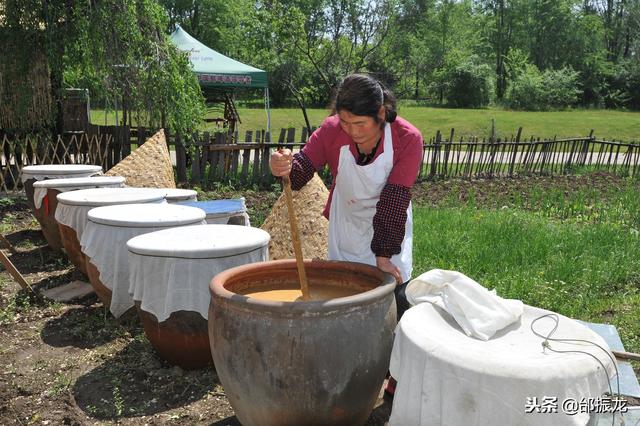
282, 175, 310, 300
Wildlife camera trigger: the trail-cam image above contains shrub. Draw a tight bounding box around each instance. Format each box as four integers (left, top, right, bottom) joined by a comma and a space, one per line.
444, 56, 493, 108
504, 64, 545, 110
607, 59, 640, 109
506, 65, 581, 110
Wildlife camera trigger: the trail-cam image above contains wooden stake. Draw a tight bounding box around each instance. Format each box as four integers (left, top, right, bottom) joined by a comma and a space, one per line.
282, 175, 310, 300
612, 349, 640, 362
0, 234, 16, 254
0, 249, 34, 294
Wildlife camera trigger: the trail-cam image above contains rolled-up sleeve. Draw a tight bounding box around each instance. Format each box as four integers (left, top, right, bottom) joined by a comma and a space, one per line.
371, 183, 411, 257
289, 151, 316, 190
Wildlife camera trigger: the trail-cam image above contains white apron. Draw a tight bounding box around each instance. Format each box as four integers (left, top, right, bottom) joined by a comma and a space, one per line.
328, 123, 413, 282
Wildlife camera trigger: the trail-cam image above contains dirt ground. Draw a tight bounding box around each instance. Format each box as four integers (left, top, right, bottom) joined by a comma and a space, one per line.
0, 175, 637, 425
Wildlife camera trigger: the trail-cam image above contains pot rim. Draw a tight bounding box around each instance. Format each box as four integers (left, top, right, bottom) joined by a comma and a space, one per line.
210, 259, 396, 312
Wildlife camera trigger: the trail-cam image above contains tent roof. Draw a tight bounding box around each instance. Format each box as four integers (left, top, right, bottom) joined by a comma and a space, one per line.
170, 25, 268, 89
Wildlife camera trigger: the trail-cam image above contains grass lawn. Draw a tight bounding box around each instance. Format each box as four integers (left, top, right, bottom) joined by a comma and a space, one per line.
91, 106, 640, 142
411, 176, 640, 355
212, 106, 640, 142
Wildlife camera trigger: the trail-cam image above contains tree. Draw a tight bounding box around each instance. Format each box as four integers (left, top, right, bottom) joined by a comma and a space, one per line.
1, 0, 204, 135
263, 0, 399, 103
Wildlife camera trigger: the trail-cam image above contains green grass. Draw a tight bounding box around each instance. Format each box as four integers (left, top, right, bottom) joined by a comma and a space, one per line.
90, 106, 640, 142
411, 182, 640, 354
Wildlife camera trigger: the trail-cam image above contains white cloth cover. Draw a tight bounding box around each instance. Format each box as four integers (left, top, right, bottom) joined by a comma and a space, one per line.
33, 180, 125, 209
55, 199, 166, 240
405, 269, 523, 340
205, 211, 250, 226
389, 303, 616, 426
80, 219, 206, 317
128, 245, 267, 322
163, 188, 198, 203
328, 123, 413, 282
21, 165, 102, 183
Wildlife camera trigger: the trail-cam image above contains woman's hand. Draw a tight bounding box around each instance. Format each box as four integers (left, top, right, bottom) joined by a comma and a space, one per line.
270, 149, 293, 177
376, 256, 402, 284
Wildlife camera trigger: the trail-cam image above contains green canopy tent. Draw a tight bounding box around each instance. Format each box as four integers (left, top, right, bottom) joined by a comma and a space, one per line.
170, 24, 271, 134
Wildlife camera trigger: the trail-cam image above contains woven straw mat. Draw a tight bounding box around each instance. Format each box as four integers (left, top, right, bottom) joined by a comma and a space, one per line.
105, 129, 176, 188
261, 174, 329, 260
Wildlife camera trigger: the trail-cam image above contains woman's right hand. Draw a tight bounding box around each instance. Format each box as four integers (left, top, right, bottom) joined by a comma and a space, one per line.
270, 149, 293, 177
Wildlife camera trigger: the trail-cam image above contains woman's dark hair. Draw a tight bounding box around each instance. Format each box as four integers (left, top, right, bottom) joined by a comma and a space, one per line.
332, 74, 397, 126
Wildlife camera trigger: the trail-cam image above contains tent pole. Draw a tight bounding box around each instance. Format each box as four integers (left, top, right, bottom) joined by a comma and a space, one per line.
265, 88, 271, 140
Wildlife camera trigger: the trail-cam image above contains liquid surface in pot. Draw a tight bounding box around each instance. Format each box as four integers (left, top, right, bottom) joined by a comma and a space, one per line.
241, 284, 362, 302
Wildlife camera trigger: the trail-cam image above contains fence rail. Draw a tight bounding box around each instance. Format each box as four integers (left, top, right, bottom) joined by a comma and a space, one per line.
1, 126, 639, 194
0, 130, 112, 193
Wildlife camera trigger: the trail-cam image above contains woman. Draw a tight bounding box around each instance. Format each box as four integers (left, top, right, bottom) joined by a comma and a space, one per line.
269, 73, 423, 318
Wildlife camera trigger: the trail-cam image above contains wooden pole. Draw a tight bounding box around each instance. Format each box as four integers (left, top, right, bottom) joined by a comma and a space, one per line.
0, 234, 16, 254
0, 250, 34, 293
282, 175, 310, 300
612, 349, 640, 362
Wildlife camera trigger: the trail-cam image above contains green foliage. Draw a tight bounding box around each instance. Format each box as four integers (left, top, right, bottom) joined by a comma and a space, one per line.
2, 0, 205, 134
607, 59, 640, 109
505, 64, 581, 111
443, 56, 493, 108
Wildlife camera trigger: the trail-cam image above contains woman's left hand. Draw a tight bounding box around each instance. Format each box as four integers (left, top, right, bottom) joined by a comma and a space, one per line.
376, 256, 402, 284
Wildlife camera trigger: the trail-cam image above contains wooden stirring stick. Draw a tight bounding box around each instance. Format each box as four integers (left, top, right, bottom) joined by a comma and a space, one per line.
282, 175, 311, 300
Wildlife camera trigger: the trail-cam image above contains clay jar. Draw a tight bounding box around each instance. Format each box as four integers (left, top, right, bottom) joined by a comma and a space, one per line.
55, 187, 166, 275
21, 165, 103, 250
127, 224, 270, 369
176, 198, 249, 226
32, 176, 125, 251
21, 164, 102, 210
209, 259, 397, 426
163, 188, 198, 203
82, 203, 205, 314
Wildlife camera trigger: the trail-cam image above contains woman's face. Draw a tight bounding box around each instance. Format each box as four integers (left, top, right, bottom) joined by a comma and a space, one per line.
338, 107, 385, 148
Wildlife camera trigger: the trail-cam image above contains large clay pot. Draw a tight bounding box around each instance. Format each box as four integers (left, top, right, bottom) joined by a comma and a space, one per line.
55, 187, 166, 275
137, 305, 213, 369
23, 178, 38, 212
25, 178, 63, 250
32, 176, 126, 252
127, 224, 270, 370
163, 188, 198, 203
34, 188, 64, 251
82, 204, 205, 315
209, 259, 396, 426
21, 164, 103, 210
85, 259, 112, 307
58, 223, 88, 275
177, 198, 249, 225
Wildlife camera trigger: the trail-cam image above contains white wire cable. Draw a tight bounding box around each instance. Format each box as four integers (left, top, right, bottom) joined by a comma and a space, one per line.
531, 313, 626, 426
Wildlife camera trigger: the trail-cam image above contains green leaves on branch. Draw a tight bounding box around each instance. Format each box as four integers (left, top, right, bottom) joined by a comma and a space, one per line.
2, 0, 204, 134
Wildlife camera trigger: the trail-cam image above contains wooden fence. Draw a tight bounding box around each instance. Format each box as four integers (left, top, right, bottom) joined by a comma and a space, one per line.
0, 130, 112, 193
169, 127, 640, 189
1, 125, 639, 194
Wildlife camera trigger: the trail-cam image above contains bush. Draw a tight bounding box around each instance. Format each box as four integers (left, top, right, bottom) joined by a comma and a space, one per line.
505, 65, 581, 111
541, 67, 581, 108
444, 56, 493, 108
504, 64, 545, 110
607, 59, 640, 109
